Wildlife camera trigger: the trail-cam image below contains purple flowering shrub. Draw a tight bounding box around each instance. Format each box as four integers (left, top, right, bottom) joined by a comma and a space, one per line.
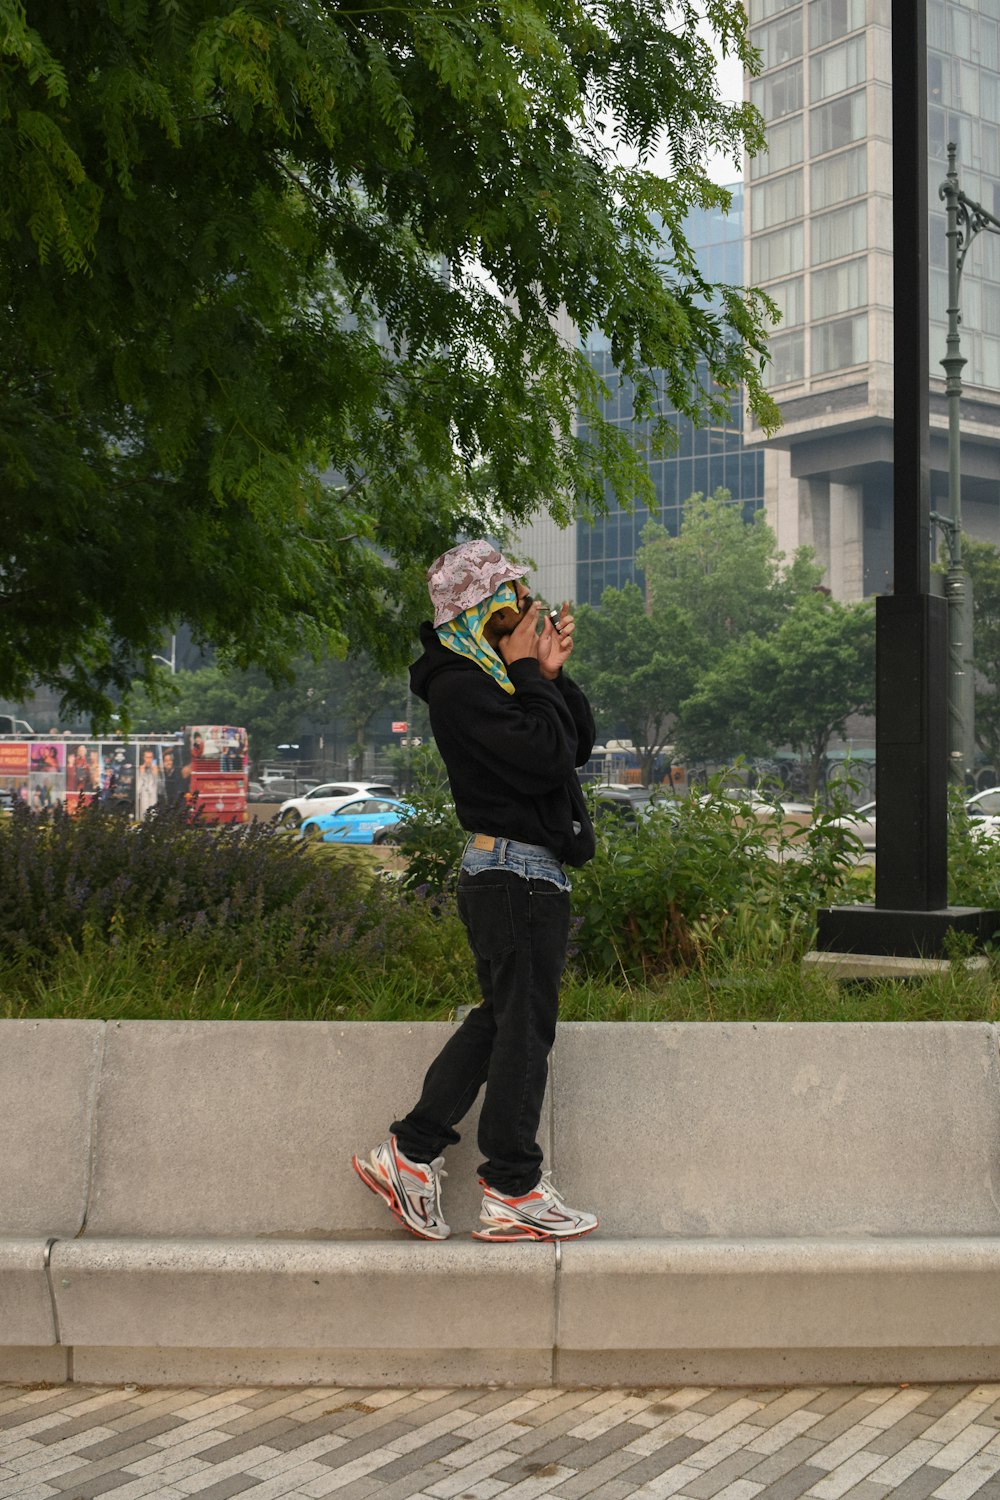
0, 801, 466, 996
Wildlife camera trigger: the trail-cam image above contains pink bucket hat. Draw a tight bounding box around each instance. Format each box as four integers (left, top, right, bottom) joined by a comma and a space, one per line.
426, 540, 522, 628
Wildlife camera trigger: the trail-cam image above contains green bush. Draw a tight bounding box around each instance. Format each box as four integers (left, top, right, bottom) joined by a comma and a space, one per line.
569, 776, 868, 982
0, 800, 474, 1017
394, 744, 466, 898
948, 787, 1000, 916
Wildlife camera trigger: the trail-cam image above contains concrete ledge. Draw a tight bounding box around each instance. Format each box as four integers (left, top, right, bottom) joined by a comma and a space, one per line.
558, 1238, 1000, 1351
0, 1239, 57, 1345
70, 1345, 551, 1388
803, 950, 991, 979
5, 1019, 1000, 1386
0, 1345, 70, 1383
51, 1238, 554, 1354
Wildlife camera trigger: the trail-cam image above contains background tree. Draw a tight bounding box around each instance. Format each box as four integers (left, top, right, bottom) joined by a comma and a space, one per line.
638, 492, 823, 660
1, 0, 776, 723
571, 491, 820, 772
126, 652, 405, 765
677, 593, 876, 795
960, 537, 1000, 772
573, 582, 698, 783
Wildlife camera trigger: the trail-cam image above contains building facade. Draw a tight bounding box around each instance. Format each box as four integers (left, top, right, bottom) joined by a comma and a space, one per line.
745, 0, 1000, 599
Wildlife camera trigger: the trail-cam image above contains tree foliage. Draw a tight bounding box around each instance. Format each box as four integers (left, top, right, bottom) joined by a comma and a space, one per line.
638, 492, 823, 657
573, 581, 697, 782
677, 591, 876, 794
1, 0, 776, 723
961, 537, 1000, 770
571, 493, 876, 789
125, 653, 405, 762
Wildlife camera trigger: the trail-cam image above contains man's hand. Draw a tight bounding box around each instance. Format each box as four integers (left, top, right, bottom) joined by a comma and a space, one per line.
498, 599, 541, 665
538, 603, 574, 680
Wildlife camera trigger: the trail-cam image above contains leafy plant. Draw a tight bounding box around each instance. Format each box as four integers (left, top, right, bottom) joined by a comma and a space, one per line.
393, 744, 467, 898
569, 772, 866, 982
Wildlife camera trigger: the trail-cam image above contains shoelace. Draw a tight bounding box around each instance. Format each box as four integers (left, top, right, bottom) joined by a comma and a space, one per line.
417, 1157, 447, 1219
536, 1171, 565, 1208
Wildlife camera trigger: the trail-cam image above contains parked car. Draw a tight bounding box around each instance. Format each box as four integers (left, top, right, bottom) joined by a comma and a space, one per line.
246, 781, 271, 803
830, 789, 1000, 851
829, 799, 877, 849
299, 796, 415, 845
275, 780, 395, 828
965, 786, 1000, 838
257, 777, 320, 802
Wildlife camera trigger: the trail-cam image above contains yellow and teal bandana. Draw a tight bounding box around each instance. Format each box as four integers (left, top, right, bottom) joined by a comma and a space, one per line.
435, 582, 519, 695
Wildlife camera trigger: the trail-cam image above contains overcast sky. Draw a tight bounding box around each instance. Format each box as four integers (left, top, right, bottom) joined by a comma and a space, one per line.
705, 50, 747, 187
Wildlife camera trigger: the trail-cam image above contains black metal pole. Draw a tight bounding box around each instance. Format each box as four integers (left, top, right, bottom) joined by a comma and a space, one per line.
872, 0, 949, 913
889, 6, 930, 600
816, 0, 997, 953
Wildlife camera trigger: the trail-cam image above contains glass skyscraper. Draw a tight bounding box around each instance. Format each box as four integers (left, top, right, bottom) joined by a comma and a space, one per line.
574, 188, 765, 605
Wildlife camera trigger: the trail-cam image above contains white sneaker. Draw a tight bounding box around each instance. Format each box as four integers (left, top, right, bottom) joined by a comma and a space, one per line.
352, 1136, 450, 1240
473, 1172, 598, 1241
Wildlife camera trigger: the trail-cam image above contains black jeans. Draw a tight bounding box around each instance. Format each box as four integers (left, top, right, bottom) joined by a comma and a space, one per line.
392, 869, 570, 1195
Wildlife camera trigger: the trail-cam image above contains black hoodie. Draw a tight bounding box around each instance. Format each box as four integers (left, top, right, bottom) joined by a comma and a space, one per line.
409, 622, 597, 867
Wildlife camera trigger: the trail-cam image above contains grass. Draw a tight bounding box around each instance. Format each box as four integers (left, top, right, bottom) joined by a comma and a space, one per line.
3, 938, 999, 1024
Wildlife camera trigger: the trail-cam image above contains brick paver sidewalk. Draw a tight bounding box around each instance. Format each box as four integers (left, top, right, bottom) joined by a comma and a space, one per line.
4, 1382, 1000, 1500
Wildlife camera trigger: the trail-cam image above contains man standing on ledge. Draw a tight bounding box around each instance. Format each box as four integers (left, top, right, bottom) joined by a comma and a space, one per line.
353, 540, 599, 1242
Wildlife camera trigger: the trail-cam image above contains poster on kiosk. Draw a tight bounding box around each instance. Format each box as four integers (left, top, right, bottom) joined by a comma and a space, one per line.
0, 727, 248, 823
182, 726, 248, 822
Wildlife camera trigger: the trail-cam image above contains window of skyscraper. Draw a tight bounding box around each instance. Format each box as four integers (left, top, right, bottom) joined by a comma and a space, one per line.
811, 257, 867, 318
808, 0, 864, 46
983, 74, 1000, 126
750, 0, 800, 22
751, 12, 803, 69
751, 222, 805, 280
811, 145, 867, 208
810, 36, 866, 102
749, 115, 804, 179
750, 169, 804, 230
811, 202, 867, 264
812, 313, 867, 373
953, 61, 980, 116
766, 276, 805, 328
950, 6, 975, 61
810, 90, 866, 155
765, 329, 805, 386
751, 61, 804, 119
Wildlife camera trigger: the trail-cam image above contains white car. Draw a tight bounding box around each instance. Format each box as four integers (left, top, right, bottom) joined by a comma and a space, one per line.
829, 799, 877, 849
830, 790, 1000, 851
965, 787, 1000, 839
275, 780, 397, 829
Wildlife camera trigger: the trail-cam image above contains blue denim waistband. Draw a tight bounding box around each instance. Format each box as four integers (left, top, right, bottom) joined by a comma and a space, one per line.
460, 834, 571, 892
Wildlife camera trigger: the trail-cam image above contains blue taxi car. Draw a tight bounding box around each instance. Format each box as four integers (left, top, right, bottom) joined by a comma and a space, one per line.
299, 795, 414, 845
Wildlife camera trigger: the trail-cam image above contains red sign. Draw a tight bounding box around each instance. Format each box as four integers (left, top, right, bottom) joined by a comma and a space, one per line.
0, 744, 28, 775
392, 721, 408, 733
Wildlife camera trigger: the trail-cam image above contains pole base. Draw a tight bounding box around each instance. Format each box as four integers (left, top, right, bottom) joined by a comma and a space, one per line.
816, 905, 1000, 959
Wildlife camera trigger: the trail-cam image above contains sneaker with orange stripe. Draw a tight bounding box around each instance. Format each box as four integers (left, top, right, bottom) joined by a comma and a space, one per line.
473, 1173, 598, 1241
352, 1136, 450, 1240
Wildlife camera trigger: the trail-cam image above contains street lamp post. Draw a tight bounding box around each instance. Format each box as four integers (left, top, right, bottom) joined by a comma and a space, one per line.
931, 143, 1000, 788
151, 635, 177, 674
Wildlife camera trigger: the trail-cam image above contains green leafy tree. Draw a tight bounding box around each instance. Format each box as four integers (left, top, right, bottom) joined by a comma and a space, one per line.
573, 582, 698, 783
638, 492, 823, 659
1, 0, 776, 722
572, 492, 821, 774
126, 653, 405, 763
960, 537, 1000, 771
677, 593, 876, 795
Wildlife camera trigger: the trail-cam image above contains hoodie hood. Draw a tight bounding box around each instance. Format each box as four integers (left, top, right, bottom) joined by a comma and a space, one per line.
410, 620, 477, 703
